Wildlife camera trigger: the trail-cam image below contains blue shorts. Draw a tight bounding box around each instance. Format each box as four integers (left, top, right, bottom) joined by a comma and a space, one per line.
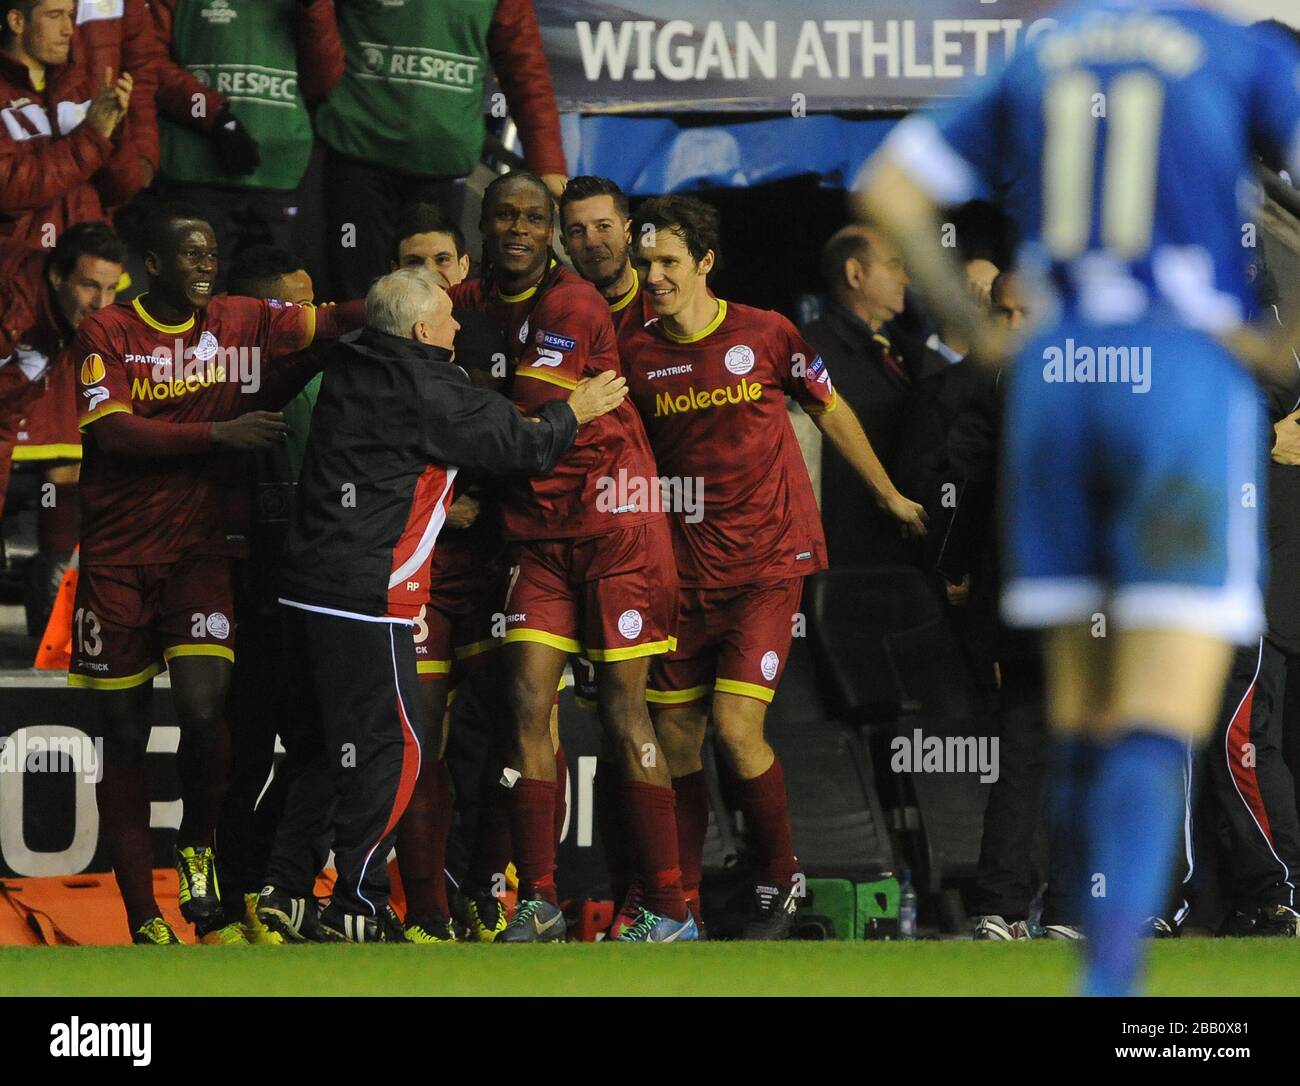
1000, 320, 1266, 644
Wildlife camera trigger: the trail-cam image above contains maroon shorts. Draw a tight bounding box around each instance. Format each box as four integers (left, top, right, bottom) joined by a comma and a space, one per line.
68, 557, 236, 690
414, 559, 510, 684
503, 518, 677, 662
647, 577, 804, 706
13, 362, 80, 463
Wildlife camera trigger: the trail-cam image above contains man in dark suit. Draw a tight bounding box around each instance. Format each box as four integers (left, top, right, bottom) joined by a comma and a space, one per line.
803, 225, 949, 568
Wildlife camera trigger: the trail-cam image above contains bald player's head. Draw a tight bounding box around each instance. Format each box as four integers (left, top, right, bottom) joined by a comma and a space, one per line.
820, 224, 910, 327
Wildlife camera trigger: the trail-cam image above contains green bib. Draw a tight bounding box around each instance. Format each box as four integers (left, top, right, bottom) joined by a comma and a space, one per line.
160, 0, 314, 191
314, 0, 497, 178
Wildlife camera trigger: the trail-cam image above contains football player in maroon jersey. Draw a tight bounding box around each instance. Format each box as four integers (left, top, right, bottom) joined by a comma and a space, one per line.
623, 195, 926, 936
71, 203, 363, 944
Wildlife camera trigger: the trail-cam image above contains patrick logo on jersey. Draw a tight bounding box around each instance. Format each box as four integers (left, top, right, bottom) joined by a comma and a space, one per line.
120, 332, 264, 401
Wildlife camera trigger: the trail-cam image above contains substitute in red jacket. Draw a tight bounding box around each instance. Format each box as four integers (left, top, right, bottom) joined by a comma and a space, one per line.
0, 222, 125, 631
0, 360, 42, 521
72, 0, 162, 186
0, 0, 139, 246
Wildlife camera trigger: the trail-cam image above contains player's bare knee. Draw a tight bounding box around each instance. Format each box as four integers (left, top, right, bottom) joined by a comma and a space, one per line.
713, 712, 766, 765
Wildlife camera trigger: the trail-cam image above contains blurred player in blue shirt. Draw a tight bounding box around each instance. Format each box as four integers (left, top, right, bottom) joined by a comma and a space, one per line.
857, 1, 1300, 994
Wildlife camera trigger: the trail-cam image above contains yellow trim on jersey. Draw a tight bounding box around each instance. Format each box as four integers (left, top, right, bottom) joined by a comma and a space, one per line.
502, 628, 584, 654
661, 298, 727, 344
132, 296, 195, 335
417, 659, 453, 676
11, 443, 81, 462
645, 683, 713, 705
714, 677, 776, 703
163, 644, 235, 664
301, 302, 317, 349
497, 259, 559, 303
454, 638, 500, 661
608, 268, 640, 314
68, 662, 164, 691
803, 391, 838, 416
514, 367, 578, 391
114, 270, 131, 293
585, 638, 675, 663
499, 282, 540, 303
78, 402, 131, 430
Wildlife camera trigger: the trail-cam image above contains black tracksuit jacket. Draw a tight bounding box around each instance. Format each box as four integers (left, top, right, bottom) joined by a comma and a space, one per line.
279, 326, 576, 619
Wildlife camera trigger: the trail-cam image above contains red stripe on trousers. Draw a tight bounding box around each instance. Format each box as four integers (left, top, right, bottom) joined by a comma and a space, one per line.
1228, 680, 1274, 844
380, 692, 423, 842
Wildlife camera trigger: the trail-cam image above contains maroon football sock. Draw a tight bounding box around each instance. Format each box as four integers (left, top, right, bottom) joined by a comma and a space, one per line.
672, 770, 708, 900
737, 757, 797, 886
621, 781, 687, 922
553, 744, 568, 848
396, 757, 453, 925
507, 777, 558, 904
98, 761, 161, 930
595, 759, 634, 903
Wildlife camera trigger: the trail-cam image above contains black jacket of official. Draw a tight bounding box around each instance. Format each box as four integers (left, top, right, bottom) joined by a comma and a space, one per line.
279, 325, 577, 618
802, 302, 956, 569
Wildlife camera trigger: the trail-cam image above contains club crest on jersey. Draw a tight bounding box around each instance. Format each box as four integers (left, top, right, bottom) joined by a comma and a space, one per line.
617, 609, 643, 640
536, 330, 576, 353
206, 613, 230, 639
80, 353, 105, 384
724, 344, 755, 375
194, 331, 220, 362
518, 318, 530, 345
760, 651, 780, 681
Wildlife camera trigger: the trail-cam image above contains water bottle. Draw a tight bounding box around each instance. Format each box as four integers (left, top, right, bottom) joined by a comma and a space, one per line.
898, 869, 918, 940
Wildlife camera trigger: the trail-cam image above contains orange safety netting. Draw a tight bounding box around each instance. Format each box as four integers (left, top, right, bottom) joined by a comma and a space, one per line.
0, 868, 342, 946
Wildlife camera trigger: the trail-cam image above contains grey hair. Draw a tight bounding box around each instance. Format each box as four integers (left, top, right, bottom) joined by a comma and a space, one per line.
366, 266, 443, 338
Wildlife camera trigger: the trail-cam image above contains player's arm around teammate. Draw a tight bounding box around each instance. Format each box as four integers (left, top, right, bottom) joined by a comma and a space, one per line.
449, 173, 692, 942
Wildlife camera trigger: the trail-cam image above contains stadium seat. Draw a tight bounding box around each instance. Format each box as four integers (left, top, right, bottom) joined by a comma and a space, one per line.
804, 566, 944, 723
766, 633, 829, 727
805, 567, 989, 912
767, 717, 894, 881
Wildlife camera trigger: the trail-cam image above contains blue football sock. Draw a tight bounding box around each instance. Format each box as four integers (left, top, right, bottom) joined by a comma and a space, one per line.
1082, 729, 1187, 997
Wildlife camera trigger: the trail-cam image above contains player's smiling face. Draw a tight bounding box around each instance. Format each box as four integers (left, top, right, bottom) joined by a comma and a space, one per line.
635, 226, 713, 319
147, 221, 218, 312
561, 195, 630, 290
483, 180, 553, 287
48, 254, 123, 330
396, 231, 469, 290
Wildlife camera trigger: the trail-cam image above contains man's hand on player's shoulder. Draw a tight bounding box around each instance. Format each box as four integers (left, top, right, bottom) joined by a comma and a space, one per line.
566, 370, 627, 425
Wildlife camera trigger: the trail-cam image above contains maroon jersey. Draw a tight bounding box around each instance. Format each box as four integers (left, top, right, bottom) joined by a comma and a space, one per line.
609, 266, 652, 342
75, 294, 319, 565
450, 266, 659, 542
622, 299, 834, 588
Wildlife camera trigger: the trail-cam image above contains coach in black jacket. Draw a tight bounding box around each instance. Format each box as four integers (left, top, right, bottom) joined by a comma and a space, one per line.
258, 267, 627, 942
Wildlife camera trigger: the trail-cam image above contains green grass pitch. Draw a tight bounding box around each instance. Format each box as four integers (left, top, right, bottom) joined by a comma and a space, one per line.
3, 939, 1299, 996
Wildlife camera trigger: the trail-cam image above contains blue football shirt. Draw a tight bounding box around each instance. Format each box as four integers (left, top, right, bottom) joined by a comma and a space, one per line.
879, 0, 1300, 333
